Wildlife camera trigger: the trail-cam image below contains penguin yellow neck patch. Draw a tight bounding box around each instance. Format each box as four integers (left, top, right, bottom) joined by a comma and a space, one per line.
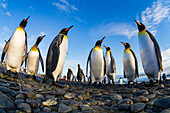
124, 49, 130, 54
17, 26, 24, 31
31, 46, 38, 51
139, 30, 147, 36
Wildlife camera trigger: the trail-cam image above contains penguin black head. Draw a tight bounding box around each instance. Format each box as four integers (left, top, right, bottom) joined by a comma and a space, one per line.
134, 19, 146, 32
95, 36, 105, 46
103, 45, 111, 51
19, 16, 30, 28
121, 41, 131, 49
60, 25, 74, 35
35, 35, 46, 47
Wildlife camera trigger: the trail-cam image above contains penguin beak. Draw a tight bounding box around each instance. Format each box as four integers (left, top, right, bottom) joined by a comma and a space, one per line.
121, 41, 126, 45
40, 35, 46, 39
134, 19, 141, 26
65, 25, 74, 31
103, 45, 108, 49
100, 36, 105, 43
24, 16, 30, 22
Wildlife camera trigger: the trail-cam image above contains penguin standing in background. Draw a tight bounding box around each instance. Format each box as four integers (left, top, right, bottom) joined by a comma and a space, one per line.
86, 37, 106, 86
42, 26, 73, 87
67, 68, 74, 81
103, 45, 116, 85
121, 42, 139, 85
134, 20, 163, 84
26, 35, 45, 81
1, 16, 29, 78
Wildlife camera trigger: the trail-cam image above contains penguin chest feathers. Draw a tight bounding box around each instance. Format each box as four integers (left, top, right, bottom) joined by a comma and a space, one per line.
138, 31, 159, 75
105, 51, 112, 73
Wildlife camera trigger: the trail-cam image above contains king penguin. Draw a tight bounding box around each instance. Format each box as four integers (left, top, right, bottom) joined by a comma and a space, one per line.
86, 37, 106, 86
121, 42, 139, 85
134, 20, 163, 84
26, 35, 45, 81
103, 45, 116, 85
1, 16, 30, 78
42, 26, 73, 87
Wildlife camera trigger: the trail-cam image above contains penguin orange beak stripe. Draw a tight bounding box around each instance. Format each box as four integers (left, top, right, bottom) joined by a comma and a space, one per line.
100, 36, 105, 42
134, 19, 141, 26
40, 35, 46, 39
103, 45, 108, 49
121, 41, 126, 45
65, 25, 74, 31
24, 16, 30, 22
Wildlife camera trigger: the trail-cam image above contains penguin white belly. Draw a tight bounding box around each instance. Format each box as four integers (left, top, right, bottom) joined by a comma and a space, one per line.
105, 53, 113, 77
123, 51, 136, 81
139, 32, 159, 79
6, 28, 25, 73
52, 37, 68, 81
27, 51, 39, 75
90, 47, 104, 83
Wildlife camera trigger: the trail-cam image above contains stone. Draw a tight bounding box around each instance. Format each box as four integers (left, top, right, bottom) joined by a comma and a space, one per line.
119, 88, 138, 94
26, 92, 37, 99
64, 93, 76, 99
146, 94, 156, 99
42, 107, 51, 112
146, 99, 156, 106
80, 104, 92, 111
134, 90, 149, 96
160, 109, 170, 113
137, 96, 149, 102
154, 96, 170, 109
15, 99, 25, 105
110, 94, 122, 100
10, 90, 17, 97
0, 108, 6, 113
42, 98, 57, 106
78, 94, 92, 100
117, 104, 130, 110
33, 108, 41, 113
155, 84, 165, 90
0, 86, 12, 93
130, 103, 145, 112
15, 110, 26, 113
36, 94, 45, 100
15, 94, 24, 99
58, 103, 72, 112
17, 103, 31, 113
26, 98, 40, 108
121, 94, 133, 99
0, 92, 15, 110
118, 99, 133, 105
51, 90, 66, 96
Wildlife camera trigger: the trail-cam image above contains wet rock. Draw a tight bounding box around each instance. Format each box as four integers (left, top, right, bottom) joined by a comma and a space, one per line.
137, 96, 149, 102
33, 108, 41, 113
160, 109, 170, 113
80, 104, 92, 111
118, 99, 133, 105
15, 110, 25, 113
134, 90, 149, 96
146, 94, 156, 99
119, 88, 137, 94
51, 90, 66, 96
0, 108, 6, 113
154, 96, 170, 109
36, 94, 45, 100
10, 90, 17, 97
26, 98, 40, 108
42, 107, 51, 112
130, 103, 145, 112
117, 104, 130, 110
0, 92, 15, 110
42, 98, 58, 106
17, 103, 31, 113
121, 94, 133, 99
26, 92, 37, 99
110, 94, 122, 100
58, 103, 72, 113
155, 84, 165, 90
15, 99, 25, 105
146, 99, 157, 106
0, 86, 12, 93
64, 93, 76, 99
15, 94, 24, 99
78, 94, 92, 100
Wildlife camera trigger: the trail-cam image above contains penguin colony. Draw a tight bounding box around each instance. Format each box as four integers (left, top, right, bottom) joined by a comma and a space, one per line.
1, 17, 163, 86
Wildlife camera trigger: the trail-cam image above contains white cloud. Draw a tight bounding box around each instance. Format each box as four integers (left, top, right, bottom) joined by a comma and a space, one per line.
0, 1, 11, 17
0, 43, 4, 52
1, 3, 7, 9
5, 11, 11, 16
39, 31, 46, 36
2, 26, 9, 32
162, 48, 170, 74
91, 22, 138, 39
52, 2, 70, 13
141, 0, 170, 35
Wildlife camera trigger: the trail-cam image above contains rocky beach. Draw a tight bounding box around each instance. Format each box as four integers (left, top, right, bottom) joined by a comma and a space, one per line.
0, 64, 170, 113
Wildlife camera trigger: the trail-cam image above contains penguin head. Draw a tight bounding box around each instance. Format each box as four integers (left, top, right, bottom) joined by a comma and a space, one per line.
121, 41, 131, 49
103, 45, 111, 51
60, 25, 74, 35
35, 35, 46, 47
95, 36, 105, 46
19, 16, 30, 28
134, 19, 146, 32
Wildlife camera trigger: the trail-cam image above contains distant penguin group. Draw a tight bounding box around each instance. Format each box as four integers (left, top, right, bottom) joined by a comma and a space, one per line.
1, 16, 163, 86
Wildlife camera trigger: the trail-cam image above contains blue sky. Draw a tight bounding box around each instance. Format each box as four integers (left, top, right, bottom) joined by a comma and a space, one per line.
0, 0, 170, 76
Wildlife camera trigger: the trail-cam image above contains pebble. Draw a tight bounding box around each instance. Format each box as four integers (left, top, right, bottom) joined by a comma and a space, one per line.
134, 90, 149, 96
136, 96, 149, 102
17, 103, 31, 113
160, 109, 170, 113
80, 104, 92, 111
154, 96, 170, 109
118, 99, 133, 105
64, 93, 76, 99
130, 103, 145, 112
15, 99, 25, 105
110, 94, 122, 100
117, 104, 130, 110
42, 98, 58, 106
58, 103, 72, 112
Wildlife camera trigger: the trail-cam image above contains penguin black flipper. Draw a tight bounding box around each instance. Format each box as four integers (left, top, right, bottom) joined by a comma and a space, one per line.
86, 48, 93, 76
130, 49, 139, 78
103, 53, 106, 75
110, 52, 116, 73
21, 53, 28, 67
44, 35, 63, 82
24, 31, 28, 68
1, 38, 11, 62
38, 48, 44, 72
124, 70, 126, 78
146, 30, 163, 71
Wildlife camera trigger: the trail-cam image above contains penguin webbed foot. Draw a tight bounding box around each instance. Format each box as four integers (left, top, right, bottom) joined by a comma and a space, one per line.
52, 81, 65, 88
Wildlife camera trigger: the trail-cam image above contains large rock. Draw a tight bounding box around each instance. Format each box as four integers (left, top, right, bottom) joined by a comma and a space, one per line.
130, 103, 145, 112
42, 98, 57, 106
0, 92, 15, 110
154, 96, 170, 109
17, 103, 31, 113
64, 93, 76, 99
117, 104, 130, 110
160, 109, 170, 113
0, 86, 12, 93
58, 103, 72, 113
118, 99, 133, 105
134, 90, 149, 96
137, 96, 149, 102
110, 94, 122, 100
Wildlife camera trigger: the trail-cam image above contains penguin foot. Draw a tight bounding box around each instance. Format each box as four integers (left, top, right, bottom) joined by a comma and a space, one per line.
99, 82, 102, 87
52, 81, 65, 88
92, 82, 97, 86
7, 70, 11, 77
149, 80, 154, 86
